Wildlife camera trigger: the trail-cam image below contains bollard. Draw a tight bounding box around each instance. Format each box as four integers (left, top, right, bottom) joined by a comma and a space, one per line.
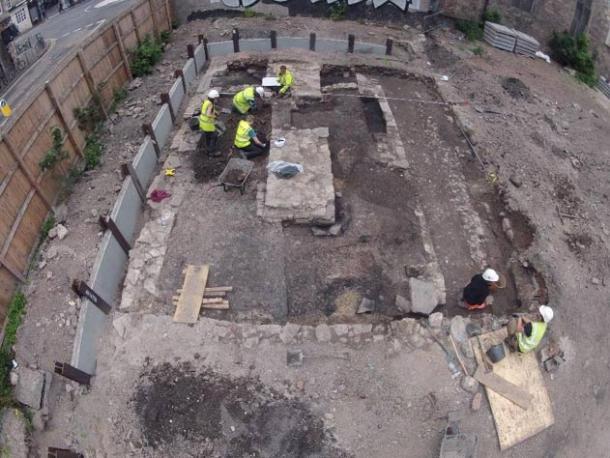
232, 28, 240, 53
348, 34, 355, 53
309, 32, 316, 51
270, 30, 277, 49
386, 38, 393, 56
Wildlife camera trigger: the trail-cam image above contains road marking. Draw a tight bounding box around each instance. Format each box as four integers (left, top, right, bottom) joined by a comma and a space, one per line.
95, 0, 129, 8
73, 27, 82, 32
62, 32, 71, 38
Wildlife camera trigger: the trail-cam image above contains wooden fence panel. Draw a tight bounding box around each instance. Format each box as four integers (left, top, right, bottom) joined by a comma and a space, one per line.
0, 268, 14, 321
134, 2, 154, 39
0, 142, 16, 188
118, 13, 139, 52
0, 169, 30, 246
152, 0, 171, 32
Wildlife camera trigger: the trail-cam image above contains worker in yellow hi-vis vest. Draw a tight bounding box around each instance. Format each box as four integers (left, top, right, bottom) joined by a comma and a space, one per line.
232, 86, 265, 114
0, 99, 12, 118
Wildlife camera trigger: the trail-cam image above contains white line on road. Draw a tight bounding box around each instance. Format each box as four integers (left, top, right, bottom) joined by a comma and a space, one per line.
62, 32, 71, 38
73, 27, 82, 32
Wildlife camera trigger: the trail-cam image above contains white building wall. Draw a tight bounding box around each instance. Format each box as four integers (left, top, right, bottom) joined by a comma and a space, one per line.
10, 2, 32, 33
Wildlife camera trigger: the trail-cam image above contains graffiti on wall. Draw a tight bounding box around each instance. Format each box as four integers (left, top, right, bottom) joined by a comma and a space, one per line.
224, 0, 412, 12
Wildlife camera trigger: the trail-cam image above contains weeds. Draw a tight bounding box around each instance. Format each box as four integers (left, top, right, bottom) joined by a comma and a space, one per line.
110, 87, 127, 113
160, 30, 171, 44
329, 1, 347, 21
483, 7, 501, 24
549, 31, 597, 86
0, 292, 27, 408
83, 134, 104, 170
456, 20, 484, 41
243, 8, 257, 18
74, 92, 104, 132
472, 46, 484, 56
39, 127, 68, 172
131, 35, 164, 77
40, 215, 56, 241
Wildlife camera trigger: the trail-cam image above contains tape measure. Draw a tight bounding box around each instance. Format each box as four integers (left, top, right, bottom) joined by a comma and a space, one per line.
0, 99, 12, 118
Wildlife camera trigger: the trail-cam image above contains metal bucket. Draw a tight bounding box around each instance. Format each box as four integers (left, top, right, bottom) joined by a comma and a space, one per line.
486, 343, 506, 363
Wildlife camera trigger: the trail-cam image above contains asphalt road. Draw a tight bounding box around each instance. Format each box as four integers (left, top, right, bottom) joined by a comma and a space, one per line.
1, 0, 139, 112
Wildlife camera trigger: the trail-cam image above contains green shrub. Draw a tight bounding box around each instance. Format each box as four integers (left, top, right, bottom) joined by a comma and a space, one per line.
456, 19, 484, 41
131, 36, 164, 77
243, 8, 257, 18
83, 134, 104, 170
0, 292, 27, 408
483, 7, 501, 24
549, 31, 596, 86
329, 1, 347, 21
39, 127, 68, 172
74, 92, 104, 132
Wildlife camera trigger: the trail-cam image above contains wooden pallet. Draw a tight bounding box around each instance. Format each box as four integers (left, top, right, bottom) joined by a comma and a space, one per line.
172, 280, 232, 318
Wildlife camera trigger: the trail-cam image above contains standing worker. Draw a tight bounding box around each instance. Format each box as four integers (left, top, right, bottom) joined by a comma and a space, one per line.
232, 86, 265, 114
506, 305, 554, 353
234, 115, 268, 159
276, 65, 293, 97
199, 90, 222, 156
461, 268, 501, 310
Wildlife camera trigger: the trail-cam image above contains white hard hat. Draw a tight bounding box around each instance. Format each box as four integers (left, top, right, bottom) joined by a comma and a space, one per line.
539, 305, 554, 323
255, 86, 265, 97
482, 268, 499, 282
208, 89, 219, 99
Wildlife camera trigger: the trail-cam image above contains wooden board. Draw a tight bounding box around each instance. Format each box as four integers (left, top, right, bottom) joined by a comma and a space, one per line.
473, 367, 532, 410
471, 329, 554, 450
173, 265, 209, 323
202, 300, 229, 310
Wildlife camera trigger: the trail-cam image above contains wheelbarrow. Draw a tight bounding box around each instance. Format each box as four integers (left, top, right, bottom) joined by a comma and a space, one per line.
217, 158, 254, 194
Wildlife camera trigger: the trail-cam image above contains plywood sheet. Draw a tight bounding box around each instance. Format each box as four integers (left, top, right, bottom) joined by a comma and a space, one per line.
173, 265, 208, 323
471, 329, 554, 450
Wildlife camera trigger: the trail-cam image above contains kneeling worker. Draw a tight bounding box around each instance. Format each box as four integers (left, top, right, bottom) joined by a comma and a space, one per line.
233, 86, 265, 114
462, 268, 500, 310
507, 305, 554, 353
199, 90, 221, 156
277, 65, 293, 97
234, 115, 268, 159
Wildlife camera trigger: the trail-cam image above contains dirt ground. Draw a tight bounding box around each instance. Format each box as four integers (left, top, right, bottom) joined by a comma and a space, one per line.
11, 12, 610, 458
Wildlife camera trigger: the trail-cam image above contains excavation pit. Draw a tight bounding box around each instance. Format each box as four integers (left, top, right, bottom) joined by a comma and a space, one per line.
155, 62, 541, 323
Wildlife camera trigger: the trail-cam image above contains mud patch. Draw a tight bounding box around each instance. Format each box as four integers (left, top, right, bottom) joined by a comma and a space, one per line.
566, 232, 593, 257
553, 175, 580, 214
192, 97, 272, 183
320, 64, 357, 87
501, 77, 530, 100
134, 362, 346, 456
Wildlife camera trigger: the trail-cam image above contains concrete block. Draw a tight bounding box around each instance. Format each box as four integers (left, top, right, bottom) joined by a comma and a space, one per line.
409, 277, 439, 315
194, 43, 206, 72
182, 58, 197, 87
240, 38, 272, 53
110, 177, 142, 245
14, 367, 45, 409
151, 104, 173, 150
207, 41, 233, 58
132, 136, 157, 190
168, 77, 185, 115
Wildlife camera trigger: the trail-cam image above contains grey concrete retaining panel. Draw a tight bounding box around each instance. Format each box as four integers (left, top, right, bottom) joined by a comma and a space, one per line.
353, 41, 386, 55
182, 58, 197, 87
71, 233, 128, 374
194, 43, 206, 72
151, 104, 173, 150
240, 38, 272, 53
208, 41, 234, 57
168, 77, 185, 116
276, 37, 309, 50
111, 177, 141, 245
133, 136, 158, 189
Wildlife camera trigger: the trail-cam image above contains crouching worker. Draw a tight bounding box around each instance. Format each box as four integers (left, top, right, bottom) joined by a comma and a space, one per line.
199, 90, 223, 157
461, 268, 500, 311
232, 86, 265, 114
506, 305, 554, 353
234, 116, 269, 159
276, 65, 293, 97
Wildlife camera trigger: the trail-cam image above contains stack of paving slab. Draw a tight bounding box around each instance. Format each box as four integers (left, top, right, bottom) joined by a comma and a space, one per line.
598, 77, 610, 99
483, 22, 539, 57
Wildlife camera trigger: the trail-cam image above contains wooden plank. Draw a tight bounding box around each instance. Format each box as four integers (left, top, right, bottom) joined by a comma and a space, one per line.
205, 286, 233, 292
202, 300, 229, 310
471, 329, 554, 450
173, 265, 208, 323
201, 297, 224, 304
473, 367, 532, 410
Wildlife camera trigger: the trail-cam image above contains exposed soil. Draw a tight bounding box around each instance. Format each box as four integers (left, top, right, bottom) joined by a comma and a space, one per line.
320, 65, 358, 87
501, 76, 531, 100
134, 362, 346, 457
